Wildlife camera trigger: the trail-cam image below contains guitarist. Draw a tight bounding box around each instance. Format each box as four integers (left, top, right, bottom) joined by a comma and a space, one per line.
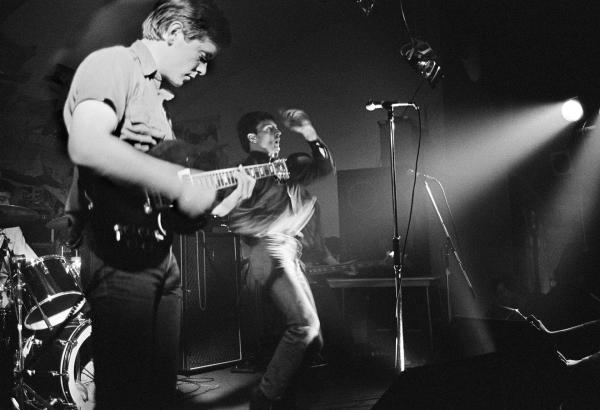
229, 109, 335, 409
62, 1, 255, 409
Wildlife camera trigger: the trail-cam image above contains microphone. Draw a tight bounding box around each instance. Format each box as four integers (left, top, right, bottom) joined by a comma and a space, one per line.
407, 168, 438, 181
366, 100, 418, 111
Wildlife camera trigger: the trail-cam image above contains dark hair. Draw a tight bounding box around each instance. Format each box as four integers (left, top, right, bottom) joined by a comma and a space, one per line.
142, 0, 231, 49
236, 111, 276, 153
0, 179, 15, 194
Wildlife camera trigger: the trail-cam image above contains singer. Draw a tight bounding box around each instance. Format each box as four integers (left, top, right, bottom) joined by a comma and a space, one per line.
227, 109, 335, 409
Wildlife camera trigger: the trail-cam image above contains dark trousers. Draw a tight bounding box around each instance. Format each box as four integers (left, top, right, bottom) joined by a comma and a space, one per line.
81, 246, 182, 410
244, 234, 322, 400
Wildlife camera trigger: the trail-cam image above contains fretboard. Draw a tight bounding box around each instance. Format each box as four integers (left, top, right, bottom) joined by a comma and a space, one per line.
178, 160, 288, 190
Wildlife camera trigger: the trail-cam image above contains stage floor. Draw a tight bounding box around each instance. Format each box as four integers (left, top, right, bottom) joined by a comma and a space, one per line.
176, 360, 395, 410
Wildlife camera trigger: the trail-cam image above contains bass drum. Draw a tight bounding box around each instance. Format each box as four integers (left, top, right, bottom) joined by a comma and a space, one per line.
24, 317, 95, 409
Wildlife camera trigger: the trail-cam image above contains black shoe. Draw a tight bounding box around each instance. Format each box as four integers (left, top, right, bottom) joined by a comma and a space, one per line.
249, 387, 274, 410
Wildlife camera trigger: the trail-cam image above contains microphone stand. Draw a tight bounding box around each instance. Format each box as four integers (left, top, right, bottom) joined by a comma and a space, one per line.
422, 179, 476, 323
367, 99, 419, 373
383, 103, 418, 373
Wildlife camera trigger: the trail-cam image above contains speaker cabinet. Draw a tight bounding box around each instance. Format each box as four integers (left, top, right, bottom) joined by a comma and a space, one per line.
173, 231, 242, 372
373, 352, 566, 409
374, 317, 567, 409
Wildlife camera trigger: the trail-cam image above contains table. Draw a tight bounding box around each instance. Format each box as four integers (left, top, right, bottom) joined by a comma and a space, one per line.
326, 276, 439, 350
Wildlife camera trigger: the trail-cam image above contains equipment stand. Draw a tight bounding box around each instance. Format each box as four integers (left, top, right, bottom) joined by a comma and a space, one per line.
385, 107, 406, 373
423, 180, 476, 323
2, 239, 56, 410
367, 100, 419, 373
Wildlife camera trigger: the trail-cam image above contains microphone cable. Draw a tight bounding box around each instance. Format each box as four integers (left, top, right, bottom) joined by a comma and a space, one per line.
398, 78, 426, 273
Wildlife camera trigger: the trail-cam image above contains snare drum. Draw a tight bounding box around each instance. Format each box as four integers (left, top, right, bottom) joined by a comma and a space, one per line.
24, 317, 95, 409
21, 255, 83, 330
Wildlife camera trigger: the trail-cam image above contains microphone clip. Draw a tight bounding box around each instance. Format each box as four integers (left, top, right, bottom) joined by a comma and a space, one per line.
366, 100, 419, 112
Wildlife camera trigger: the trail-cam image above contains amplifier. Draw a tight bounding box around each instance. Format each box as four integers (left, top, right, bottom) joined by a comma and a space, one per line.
173, 231, 242, 372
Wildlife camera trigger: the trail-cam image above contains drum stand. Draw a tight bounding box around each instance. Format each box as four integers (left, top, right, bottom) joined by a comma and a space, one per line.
2, 239, 57, 410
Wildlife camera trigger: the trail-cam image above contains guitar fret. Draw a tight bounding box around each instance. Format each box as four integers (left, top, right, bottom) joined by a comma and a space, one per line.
186, 159, 287, 190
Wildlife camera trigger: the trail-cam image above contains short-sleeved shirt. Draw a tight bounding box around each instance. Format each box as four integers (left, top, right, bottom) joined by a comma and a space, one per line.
63, 40, 175, 214
63, 39, 174, 144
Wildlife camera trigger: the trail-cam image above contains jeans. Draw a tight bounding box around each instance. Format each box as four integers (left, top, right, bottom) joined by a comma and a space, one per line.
245, 234, 322, 400
80, 244, 182, 410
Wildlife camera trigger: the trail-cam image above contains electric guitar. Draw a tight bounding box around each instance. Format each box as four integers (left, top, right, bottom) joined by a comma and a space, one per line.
79, 139, 289, 269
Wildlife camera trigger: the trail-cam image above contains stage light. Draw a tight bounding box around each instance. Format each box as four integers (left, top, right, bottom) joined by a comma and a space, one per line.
400, 39, 443, 88
561, 98, 584, 122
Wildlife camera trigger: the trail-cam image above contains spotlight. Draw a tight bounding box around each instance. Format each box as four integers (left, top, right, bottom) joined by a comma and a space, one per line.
561, 98, 584, 122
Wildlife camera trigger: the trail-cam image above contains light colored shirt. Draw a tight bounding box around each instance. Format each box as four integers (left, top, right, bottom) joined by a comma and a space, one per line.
1, 227, 38, 261
63, 40, 175, 215
64, 40, 174, 140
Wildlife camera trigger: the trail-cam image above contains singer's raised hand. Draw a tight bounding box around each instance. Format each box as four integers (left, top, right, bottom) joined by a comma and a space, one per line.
280, 109, 318, 141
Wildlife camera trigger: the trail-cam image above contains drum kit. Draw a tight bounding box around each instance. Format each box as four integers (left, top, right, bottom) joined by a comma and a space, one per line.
1, 205, 94, 409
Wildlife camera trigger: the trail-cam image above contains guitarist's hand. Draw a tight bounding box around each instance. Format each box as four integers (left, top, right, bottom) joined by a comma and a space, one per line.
120, 119, 165, 152
177, 182, 217, 218
212, 166, 256, 217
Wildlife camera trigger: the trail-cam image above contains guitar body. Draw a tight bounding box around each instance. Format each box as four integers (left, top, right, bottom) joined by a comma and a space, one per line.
78, 140, 289, 270
79, 140, 207, 270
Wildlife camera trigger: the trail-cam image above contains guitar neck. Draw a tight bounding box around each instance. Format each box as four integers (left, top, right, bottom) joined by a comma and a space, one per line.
179, 160, 288, 190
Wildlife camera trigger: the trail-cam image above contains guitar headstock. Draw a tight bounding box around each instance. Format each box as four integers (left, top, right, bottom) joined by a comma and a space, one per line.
271, 159, 290, 181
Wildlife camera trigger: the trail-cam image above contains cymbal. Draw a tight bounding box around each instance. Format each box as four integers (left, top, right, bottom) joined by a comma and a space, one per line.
0, 205, 40, 228
46, 215, 71, 230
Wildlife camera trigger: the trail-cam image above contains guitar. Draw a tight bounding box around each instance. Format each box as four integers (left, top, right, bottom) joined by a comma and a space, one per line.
79, 139, 289, 269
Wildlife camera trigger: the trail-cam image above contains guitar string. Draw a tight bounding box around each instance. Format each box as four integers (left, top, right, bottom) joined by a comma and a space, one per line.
184, 162, 288, 188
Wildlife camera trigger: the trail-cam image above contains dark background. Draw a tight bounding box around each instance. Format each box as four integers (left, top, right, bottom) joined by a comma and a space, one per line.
2, 0, 599, 317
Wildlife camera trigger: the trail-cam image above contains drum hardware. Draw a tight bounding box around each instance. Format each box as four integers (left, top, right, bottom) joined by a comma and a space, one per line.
23, 317, 94, 409
1, 232, 93, 409
56, 339, 77, 347
25, 369, 69, 377
0, 204, 40, 228
6, 240, 43, 409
